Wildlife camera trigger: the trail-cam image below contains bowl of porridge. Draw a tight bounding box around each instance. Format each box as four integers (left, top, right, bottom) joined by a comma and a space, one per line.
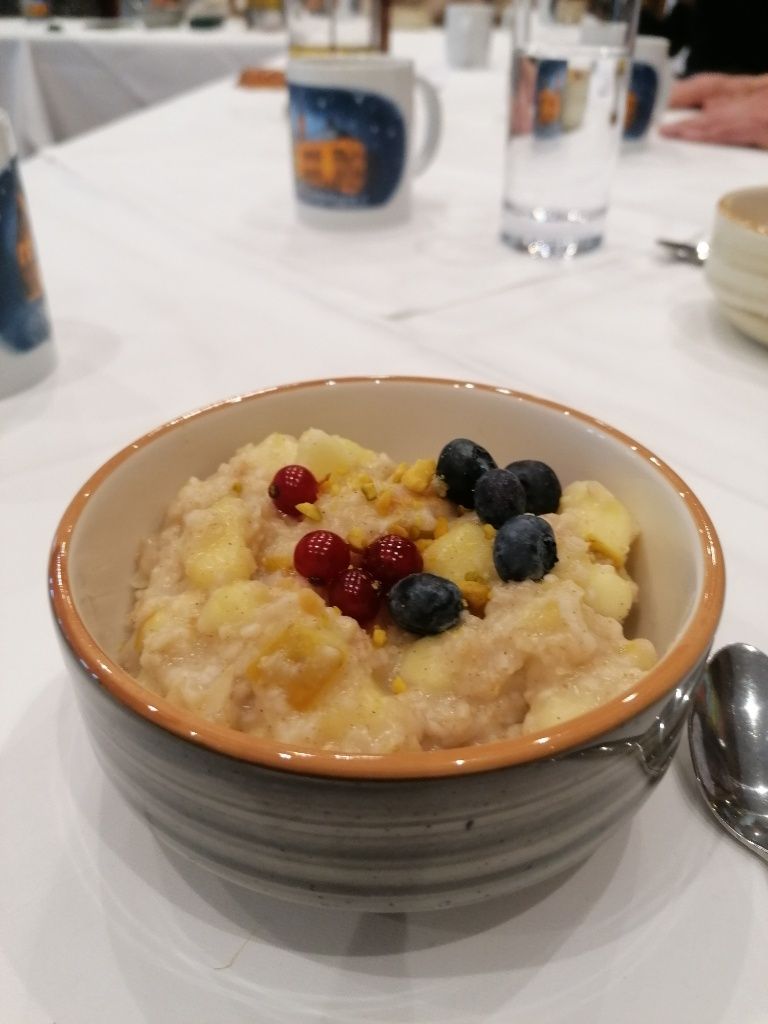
49, 377, 724, 911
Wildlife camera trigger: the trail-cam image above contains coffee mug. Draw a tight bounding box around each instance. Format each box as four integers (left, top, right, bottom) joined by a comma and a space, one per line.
286, 56, 442, 228
445, 3, 493, 70
0, 109, 54, 398
623, 35, 671, 144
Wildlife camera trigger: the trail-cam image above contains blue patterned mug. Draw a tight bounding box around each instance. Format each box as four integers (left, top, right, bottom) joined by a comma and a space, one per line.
623, 36, 671, 145
0, 110, 54, 397
286, 56, 442, 228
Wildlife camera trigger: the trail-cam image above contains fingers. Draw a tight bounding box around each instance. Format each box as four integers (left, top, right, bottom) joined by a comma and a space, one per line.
667, 73, 730, 109
667, 72, 762, 109
660, 108, 768, 147
660, 115, 730, 143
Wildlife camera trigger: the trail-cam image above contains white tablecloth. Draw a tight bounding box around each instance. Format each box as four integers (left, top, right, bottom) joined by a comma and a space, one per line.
0, 17, 284, 155
3, 29, 768, 1024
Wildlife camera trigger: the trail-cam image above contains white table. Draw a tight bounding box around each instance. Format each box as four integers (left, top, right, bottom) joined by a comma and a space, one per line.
0, 17, 285, 155
3, 31, 768, 1023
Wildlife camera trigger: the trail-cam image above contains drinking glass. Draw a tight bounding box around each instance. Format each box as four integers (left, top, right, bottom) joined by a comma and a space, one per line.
286, 0, 387, 57
501, 0, 641, 257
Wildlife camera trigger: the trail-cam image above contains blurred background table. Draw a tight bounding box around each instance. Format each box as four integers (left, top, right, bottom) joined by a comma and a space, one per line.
0, 17, 285, 154
3, 29, 768, 1024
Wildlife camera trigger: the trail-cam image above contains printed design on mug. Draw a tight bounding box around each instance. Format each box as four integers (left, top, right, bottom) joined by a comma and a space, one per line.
624, 62, 658, 139
289, 84, 405, 209
561, 68, 592, 132
533, 59, 567, 138
0, 158, 50, 353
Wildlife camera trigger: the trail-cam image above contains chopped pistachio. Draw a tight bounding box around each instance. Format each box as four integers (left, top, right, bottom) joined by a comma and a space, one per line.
372, 626, 388, 648
459, 579, 491, 615
402, 458, 436, 495
391, 676, 407, 695
296, 502, 322, 521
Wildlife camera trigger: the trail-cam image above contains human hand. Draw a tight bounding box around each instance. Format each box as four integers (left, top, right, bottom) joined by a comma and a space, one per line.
660, 86, 768, 147
510, 57, 536, 135
668, 72, 768, 109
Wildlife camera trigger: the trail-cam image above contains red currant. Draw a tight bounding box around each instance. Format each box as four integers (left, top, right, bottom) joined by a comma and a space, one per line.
268, 465, 318, 517
361, 534, 423, 591
294, 530, 350, 585
328, 568, 381, 625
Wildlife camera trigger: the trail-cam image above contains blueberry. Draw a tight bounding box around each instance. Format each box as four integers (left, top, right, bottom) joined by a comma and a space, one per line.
436, 439, 496, 508
493, 516, 557, 582
505, 460, 561, 515
387, 573, 464, 636
474, 468, 526, 528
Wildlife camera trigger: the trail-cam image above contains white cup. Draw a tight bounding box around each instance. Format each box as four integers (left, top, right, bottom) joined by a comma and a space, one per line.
286, 56, 442, 229
0, 109, 54, 398
445, 2, 493, 69
623, 35, 672, 145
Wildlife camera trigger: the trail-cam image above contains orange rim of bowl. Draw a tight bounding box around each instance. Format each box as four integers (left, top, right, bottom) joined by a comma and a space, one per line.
49, 376, 725, 780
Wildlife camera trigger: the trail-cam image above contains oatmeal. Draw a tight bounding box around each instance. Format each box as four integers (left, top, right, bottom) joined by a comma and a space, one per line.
122, 429, 657, 753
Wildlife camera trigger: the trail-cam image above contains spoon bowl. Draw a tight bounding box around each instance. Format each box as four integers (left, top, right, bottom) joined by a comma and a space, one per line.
689, 643, 768, 862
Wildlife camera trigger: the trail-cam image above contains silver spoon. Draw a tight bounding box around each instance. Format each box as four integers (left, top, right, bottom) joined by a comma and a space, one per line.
656, 238, 710, 266
688, 643, 768, 863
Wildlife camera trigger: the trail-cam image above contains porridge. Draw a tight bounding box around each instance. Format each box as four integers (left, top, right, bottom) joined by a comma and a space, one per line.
122, 429, 657, 753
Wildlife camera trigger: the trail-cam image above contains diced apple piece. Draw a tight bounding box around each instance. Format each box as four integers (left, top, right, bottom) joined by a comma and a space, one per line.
581, 563, 636, 621
249, 433, 298, 476
422, 520, 494, 586
315, 682, 393, 745
523, 687, 597, 734
622, 638, 657, 670
560, 481, 637, 566
296, 428, 376, 480
135, 606, 172, 652
248, 623, 346, 709
399, 635, 453, 694
183, 496, 255, 589
516, 594, 564, 635
197, 580, 269, 635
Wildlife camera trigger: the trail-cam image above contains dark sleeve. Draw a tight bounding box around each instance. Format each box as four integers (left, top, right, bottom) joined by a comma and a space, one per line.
686, 0, 768, 75
638, 2, 694, 57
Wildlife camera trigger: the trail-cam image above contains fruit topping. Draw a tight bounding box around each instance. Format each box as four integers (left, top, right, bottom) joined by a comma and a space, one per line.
493, 515, 558, 582
505, 460, 561, 515
362, 534, 423, 591
328, 568, 381, 624
387, 572, 464, 635
268, 465, 319, 517
435, 438, 496, 508
293, 530, 351, 585
474, 468, 527, 528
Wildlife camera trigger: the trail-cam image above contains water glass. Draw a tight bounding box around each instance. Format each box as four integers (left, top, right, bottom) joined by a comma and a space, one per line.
501, 0, 641, 257
445, 3, 493, 69
286, 0, 387, 57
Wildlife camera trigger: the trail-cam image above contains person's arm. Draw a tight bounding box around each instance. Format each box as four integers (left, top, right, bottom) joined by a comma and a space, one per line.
661, 85, 768, 147
668, 72, 768, 108
638, 0, 693, 56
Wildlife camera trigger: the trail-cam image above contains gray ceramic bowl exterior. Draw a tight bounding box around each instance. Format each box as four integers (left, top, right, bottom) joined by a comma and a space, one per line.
58, 634, 708, 912
50, 377, 724, 912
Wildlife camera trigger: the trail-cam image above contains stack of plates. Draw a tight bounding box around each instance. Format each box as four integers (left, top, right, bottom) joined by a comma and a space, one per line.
705, 187, 768, 347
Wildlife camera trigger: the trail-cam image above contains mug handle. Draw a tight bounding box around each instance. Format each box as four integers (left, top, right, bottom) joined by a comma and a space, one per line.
412, 75, 442, 176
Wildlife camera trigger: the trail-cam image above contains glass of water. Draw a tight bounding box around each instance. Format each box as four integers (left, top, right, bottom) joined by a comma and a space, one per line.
286, 0, 387, 57
501, 0, 640, 257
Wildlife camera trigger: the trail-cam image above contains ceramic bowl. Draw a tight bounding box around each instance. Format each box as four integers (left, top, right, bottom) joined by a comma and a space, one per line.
49, 377, 724, 912
706, 186, 768, 347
